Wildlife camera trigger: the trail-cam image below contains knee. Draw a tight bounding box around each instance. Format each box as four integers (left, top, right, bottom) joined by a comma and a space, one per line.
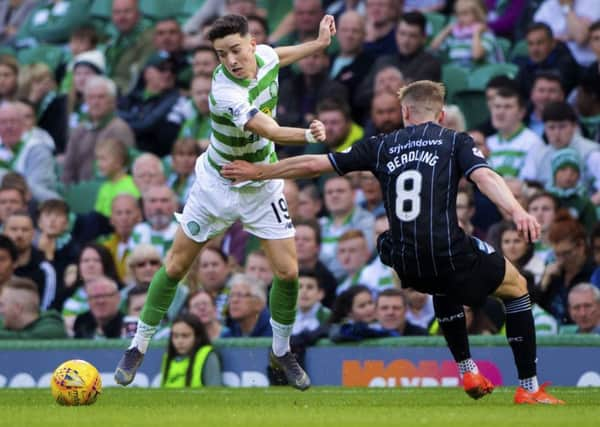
272, 263, 298, 282
164, 253, 189, 279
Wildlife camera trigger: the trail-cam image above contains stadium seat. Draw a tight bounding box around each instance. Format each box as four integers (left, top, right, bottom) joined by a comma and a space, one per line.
90, 0, 112, 21
140, 0, 186, 21
425, 12, 447, 42
258, 0, 294, 33
579, 115, 600, 141
63, 180, 103, 214
0, 46, 16, 57
495, 37, 511, 61
182, 0, 207, 20
17, 44, 65, 71
468, 63, 519, 90
509, 39, 528, 61
442, 64, 470, 102
451, 89, 489, 129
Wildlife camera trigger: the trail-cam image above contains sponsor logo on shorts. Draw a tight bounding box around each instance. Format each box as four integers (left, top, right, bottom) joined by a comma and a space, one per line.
187, 221, 201, 236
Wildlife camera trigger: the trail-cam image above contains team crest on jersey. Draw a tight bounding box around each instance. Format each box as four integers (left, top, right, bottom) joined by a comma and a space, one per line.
472, 147, 485, 158
187, 221, 201, 236
268, 80, 278, 97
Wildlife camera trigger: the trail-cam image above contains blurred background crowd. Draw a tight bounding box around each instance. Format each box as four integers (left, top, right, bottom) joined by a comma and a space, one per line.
0, 0, 599, 366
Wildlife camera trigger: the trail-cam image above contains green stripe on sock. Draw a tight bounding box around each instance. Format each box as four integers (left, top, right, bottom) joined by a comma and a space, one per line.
140, 266, 180, 326
269, 276, 298, 325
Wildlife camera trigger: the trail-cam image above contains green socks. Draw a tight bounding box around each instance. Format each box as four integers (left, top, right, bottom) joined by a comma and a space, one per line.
269, 276, 298, 325
139, 266, 180, 326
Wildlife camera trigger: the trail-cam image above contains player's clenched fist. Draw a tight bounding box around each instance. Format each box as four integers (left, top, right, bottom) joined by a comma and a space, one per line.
317, 15, 336, 46
309, 120, 326, 143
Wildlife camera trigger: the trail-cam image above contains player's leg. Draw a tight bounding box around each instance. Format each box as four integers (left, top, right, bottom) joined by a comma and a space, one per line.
432, 294, 493, 399
493, 258, 564, 404
115, 228, 205, 386
261, 237, 310, 390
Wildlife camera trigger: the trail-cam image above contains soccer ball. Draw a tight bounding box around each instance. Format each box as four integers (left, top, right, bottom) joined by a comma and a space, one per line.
51, 359, 102, 406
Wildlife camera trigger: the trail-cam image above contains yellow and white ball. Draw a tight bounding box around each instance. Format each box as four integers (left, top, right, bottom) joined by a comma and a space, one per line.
51, 359, 102, 406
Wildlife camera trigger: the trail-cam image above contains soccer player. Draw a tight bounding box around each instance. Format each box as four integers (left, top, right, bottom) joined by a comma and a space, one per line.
222, 81, 564, 404
114, 14, 337, 390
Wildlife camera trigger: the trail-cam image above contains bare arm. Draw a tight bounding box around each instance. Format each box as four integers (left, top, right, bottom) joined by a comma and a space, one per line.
244, 111, 325, 145
221, 155, 334, 182
564, 1, 591, 44
470, 167, 541, 241
429, 23, 453, 51
471, 24, 487, 60
274, 15, 336, 67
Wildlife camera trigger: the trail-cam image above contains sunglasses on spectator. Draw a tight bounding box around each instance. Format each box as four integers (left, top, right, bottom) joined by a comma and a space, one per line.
134, 259, 161, 268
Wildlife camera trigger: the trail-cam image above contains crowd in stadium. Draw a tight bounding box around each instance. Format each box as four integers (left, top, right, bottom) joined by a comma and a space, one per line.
0, 0, 599, 354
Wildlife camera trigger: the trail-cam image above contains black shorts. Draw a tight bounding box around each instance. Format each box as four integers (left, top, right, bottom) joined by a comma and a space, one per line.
386, 236, 506, 307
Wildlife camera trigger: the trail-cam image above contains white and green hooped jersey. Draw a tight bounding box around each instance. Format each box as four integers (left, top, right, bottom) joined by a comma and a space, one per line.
206, 44, 280, 183
485, 125, 545, 177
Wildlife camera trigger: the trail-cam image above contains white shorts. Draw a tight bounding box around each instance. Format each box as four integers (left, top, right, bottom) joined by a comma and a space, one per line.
175, 154, 295, 243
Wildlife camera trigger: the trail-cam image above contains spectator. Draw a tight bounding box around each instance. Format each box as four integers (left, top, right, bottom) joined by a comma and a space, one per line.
593, 223, 600, 266
244, 249, 274, 289
356, 12, 441, 105
475, 75, 519, 136
484, 0, 527, 40
457, 187, 486, 240
404, 0, 444, 13
292, 270, 331, 336
320, 176, 375, 281
60, 243, 121, 334
74, 276, 123, 339
567, 283, 600, 333
161, 313, 222, 387
94, 138, 140, 217
358, 171, 384, 216
15, 0, 90, 46
575, 72, 600, 142
4, 211, 56, 310
540, 211, 600, 324
0, 0, 37, 44
16, 100, 55, 160
330, 11, 374, 106
486, 86, 545, 177
363, 0, 398, 57
404, 288, 435, 330
278, 48, 348, 130
294, 218, 338, 308
329, 285, 392, 342
131, 153, 167, 194
273, 0, 324, 46
18, 62, 68, 151
373, 66, 406, 97
527, 191, 559, 263
297, 184, 323, 221
0, 102, 59, 201
462, 298, 505, 335
35, 199, 79, 291
124, 244, 161, 290
62, 76, 135, 184
308, 98, 363, 154
129, 185, 178, 258
534, 0, 600, 66
118, 52, 188, 157
441, 105, 467, 133
179, 75, 212, 150
124, 285, 147, 318
526, 72, 565, 138
546, 148, 597, 232
247, 14, 269, 45
167, 138, 201, 205
98, 194, 142, 282
223, 273, 272, 338
375, 288, 428, 336
65, 49, 105, 133
58, 25, 101, 93
430, 0, 500, 69
521, 101, 600, 189
186, 289, 229, 340
363, 91, 403, 138
498, 221, 546, 287
0, 184, 26, 228
335, 230, 372, 295
514, 23, 579, 97
0, 277, 67, 339
190, 46, 219, 78
152, 18, 190, 89
582, 20, 600, 80
184, 247, 232, 318
0, 55, 18, 103
104, 0, 154, 94
0, 235, 17, 286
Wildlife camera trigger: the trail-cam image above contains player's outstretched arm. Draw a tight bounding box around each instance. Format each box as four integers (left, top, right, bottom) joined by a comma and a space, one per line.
245, 111, 326, 145
470, 167, 541, 242
274, 15, 336, 67
221, 155, 334, 182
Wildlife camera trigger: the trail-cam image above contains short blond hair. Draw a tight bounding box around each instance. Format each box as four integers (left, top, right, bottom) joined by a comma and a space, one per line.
397, 80, 445, 115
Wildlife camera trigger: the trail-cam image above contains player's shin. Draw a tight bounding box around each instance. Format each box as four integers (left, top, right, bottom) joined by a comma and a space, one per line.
131, 266, 180, 353
503, 293, 539, 392
269, 276, 299, 356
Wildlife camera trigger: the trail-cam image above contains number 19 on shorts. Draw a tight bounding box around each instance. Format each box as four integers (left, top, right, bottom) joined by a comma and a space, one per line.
395, 170, 422, 222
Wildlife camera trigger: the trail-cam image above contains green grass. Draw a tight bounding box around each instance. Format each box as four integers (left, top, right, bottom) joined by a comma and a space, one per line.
1, 387, 599, 427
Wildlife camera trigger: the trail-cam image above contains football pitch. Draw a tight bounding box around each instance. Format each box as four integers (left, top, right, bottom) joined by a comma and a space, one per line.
2, 387, 599, 427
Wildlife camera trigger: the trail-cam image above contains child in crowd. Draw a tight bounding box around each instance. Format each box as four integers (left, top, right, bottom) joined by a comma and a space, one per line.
429, 0, 500, 68
328, 285, 394, 342
94, 138, 140, 217
167, 138, 201, 205
546, 147, 598, 234
292, 270, 331, 337
161, 313, 222, 387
